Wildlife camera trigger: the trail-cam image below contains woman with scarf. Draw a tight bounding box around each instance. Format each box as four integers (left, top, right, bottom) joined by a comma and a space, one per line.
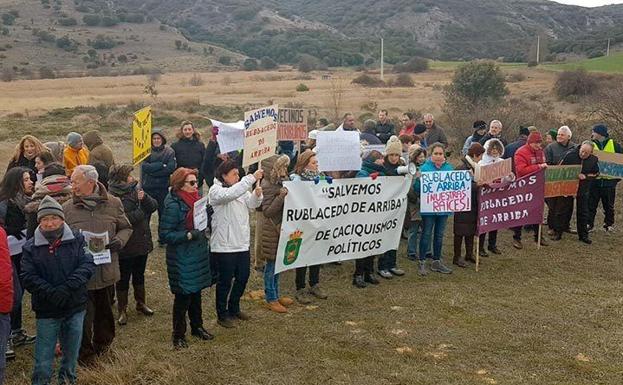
0, 167, 36, 357
453, 143, 485, 267
259, 155, 294, 313
414, 143, 454, 276
209, 161, 263, 328
7, 135, 45, 183
108, 165, 158, 326
159, 168, 213, 349
290, 150, 329, 303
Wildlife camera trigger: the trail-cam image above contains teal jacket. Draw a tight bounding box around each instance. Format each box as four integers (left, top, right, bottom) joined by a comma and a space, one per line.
414, 159, 454, 217
159, 190, 212, 295
356, 159, 386, 178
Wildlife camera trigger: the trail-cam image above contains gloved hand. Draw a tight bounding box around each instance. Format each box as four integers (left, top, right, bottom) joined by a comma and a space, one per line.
105, 237, 123, 252
189, 230, 203, 241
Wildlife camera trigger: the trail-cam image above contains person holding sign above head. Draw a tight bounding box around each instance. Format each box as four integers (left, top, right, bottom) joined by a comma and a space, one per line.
290, 150, 329, 302
453, 143, 485, 267
209, 161, 263, 329
258, 155, 294, 313
159, 168, 213, 349
108, 165, 158, 326
63, 165, 132, 365
414, 143, 454, 276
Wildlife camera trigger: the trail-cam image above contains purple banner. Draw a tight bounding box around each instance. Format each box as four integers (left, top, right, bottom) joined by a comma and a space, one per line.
477, 170, 545, 235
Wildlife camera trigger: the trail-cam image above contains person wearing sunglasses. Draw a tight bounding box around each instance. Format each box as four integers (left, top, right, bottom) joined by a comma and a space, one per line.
159, 168, 214, 349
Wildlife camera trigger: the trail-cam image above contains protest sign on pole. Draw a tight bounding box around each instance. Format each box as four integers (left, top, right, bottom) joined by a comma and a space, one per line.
277, 108, 308, 141
477, 170, 545, 235
211, 118, 245, 154
475, 158, 513, 184
275, 176, 411, 274
595, 150, 623, 178
242, 105, 278, 167
316, 131, 362, 172
544, 165, 581, 198
420, 170, 472, 213
132, 106, 152, 165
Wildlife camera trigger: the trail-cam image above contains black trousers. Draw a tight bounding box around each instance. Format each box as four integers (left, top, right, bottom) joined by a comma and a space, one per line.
10, 254, 22, 332
214, 251, 250, 319
577, 192, 591, 239
512, 225, 539, 241
545, 198, 555, 229
354, 256, 375, 276
80, 285, 115, 362
549, 196, 575, 233
478, 231, 497, 249
454, 235, 474, 258
116, 255, 147, 291
172, 291, 203, 339
295, 265, 320, 290
588, 184, 616, 228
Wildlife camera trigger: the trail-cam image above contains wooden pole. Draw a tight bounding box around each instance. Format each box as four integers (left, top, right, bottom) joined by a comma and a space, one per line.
536, 35, 540, 64
607, 38, 611, 57
475, 235, 480, 272
380, 37, 384, 81
537, 224, 542, 250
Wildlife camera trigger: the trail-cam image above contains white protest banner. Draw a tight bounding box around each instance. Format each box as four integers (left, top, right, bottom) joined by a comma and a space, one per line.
475, 158, 513, 184
275, 176, 411, 274
83, 231, 111, 265
277, 108, 308, 141
193, 196, 208, 231
211, 119, 245, 154
420, 170, 472, 213
316, 131, 362, 172
363, 144, 386, 154
243, 105, 278, 167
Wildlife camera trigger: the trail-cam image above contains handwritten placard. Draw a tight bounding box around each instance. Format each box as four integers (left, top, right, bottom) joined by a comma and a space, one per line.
277, 108, 308, 141
243, 105, 278, 167
544, 165, 581, 198
476, 158, 512, 184
420, 170, 472, 213
595, 150, 623, 178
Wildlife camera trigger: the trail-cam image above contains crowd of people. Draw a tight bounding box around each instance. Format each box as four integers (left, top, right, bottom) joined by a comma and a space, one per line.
0, 112, 619, 384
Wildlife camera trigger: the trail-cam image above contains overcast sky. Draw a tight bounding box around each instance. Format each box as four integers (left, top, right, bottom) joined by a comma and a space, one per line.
553, 0, 623, 6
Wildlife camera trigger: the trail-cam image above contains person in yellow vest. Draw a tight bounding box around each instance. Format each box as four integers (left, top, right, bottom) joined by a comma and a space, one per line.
63, 133, 89, 177
589, 124, 622, 233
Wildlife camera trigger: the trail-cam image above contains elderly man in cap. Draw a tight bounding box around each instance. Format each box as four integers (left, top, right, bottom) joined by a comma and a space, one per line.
21, 196, 95, 385
589, 124, 622, 232
63, 165, 132, 365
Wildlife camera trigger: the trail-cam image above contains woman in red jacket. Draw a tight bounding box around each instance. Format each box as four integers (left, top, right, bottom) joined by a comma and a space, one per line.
511, 132, 549, 249
0, 227, 13, 381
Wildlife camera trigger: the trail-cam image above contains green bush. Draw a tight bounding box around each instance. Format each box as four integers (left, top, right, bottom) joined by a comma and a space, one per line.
260, 56, 277, 70
58, 17, 77, 26
101, 16, 119, 27
391, 73, 414, 87
83, 14, 101, 26
393, 57, 429, 73
444, 61, 508, 105
242, 58, 258, 71
352, 74, 385, 87
2, 13, 16, 26
218, 56, 231, 65
296, 83, 309, 92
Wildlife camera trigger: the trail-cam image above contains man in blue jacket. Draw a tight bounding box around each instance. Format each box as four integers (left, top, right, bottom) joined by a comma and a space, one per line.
21, 196, 95, 385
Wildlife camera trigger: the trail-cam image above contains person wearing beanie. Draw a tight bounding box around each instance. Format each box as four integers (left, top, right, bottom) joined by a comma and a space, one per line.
63, 133, 89, 177
413, 123, 428, 148
546, 129, 557, 146
503, 126, 531, 160
21, 195, 95, 385
511, 132, 549, 249
589, 124, 622, 232
461, 120, 487, 156
23, 168, 72, 240
453, 143, 485, 267
303, 129, 318, 152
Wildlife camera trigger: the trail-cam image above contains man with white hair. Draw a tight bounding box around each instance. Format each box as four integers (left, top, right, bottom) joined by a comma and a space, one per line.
422, 113, 448, 147
545, 126, 577, 241
479, 120, 507, 146
63, 165, 132, 366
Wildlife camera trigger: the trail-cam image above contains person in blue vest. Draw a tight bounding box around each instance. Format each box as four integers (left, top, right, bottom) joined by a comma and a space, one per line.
588, 124, 622, 232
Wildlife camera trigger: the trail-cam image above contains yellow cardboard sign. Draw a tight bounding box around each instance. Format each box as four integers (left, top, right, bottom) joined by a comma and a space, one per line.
132, 106, 152, 165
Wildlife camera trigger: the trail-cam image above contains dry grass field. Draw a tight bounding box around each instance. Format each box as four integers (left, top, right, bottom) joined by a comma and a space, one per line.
0, 68, 622, 385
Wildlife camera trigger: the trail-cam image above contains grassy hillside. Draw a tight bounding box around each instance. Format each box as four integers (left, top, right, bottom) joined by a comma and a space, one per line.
542, 53, 623, 73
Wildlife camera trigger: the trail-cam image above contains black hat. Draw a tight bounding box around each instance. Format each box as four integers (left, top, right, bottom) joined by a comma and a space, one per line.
519, 126, 530, 137
414, 123, 427, 135
473, 120, 487, 130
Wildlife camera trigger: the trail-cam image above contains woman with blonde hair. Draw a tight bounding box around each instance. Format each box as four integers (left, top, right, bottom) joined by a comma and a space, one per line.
7, 135, 45, 181
171, 120, 206, 189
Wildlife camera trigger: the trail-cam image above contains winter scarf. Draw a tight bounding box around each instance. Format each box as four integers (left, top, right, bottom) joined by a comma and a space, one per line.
32, 175, 71, 200
74, 185, 104, 211
11, 192, 31, 212
108, 180, 137, 197
177, 190, 200, 230
299, 169, 320, 181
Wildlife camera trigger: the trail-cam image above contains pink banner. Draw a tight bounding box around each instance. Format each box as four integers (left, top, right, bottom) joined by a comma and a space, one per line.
477, 170, 545, 235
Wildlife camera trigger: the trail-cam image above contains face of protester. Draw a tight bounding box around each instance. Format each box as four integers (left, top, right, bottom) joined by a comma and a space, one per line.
477, 128, 487, 136
182, 124, 194, 139
23, 140, 37, 159
39, 215, 64, 232
182, 174, 198, 193
400, 115, 413, 129
489, 147, 501, 158
378, 111, 387, 123
222, 168, 240, 187
22, 172, 33, 195
343, 115, 356, 130
415, 153, 426, 165
557, 131, 571, 145
490, 124, 502, 137
152, 135, 163, 147
401, 142, 413, 153
71, 170, 96, 197
530, 142, 542, 151
579, 144, 593, 160
424, 117, 434, 130
305, 156, 319, 172
35, 157, 45, 172
388, 154, 401, 165
546, 135, 554, 145
431, 146, 445, 166
473, 153, 483, 163
591, 131, 604, 142
305, 138, 316, 148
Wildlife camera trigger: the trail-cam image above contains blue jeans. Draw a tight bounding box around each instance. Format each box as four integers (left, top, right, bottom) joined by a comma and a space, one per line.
378, 250, 397, 271
407, 220, 422, 258
263, 260, 280, 303
33, 310, 85, 385
419, 216, 448, 261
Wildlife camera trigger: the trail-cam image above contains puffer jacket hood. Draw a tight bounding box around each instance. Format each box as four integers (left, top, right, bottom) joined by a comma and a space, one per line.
83, 130, 104, 151
151, 128, 167, 147
481, 138, 505, 165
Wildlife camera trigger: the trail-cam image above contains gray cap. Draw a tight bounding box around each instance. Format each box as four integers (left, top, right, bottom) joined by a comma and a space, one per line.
37, 195, 65, 222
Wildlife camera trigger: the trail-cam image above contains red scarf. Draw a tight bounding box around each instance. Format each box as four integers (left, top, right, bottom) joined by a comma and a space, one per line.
177, 190, 200, 230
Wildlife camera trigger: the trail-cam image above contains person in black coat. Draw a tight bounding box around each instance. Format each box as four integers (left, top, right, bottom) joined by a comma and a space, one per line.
108, 165, 158, 326
171, 121, 206, 189
202, 127, 227, 188
21, 196, 95, 385
141, 129, 176, 224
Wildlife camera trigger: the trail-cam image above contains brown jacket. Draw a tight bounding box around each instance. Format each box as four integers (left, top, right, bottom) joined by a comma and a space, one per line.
63, 182, 132, 290
83, 130, 115, 170
259, 156, 287, 262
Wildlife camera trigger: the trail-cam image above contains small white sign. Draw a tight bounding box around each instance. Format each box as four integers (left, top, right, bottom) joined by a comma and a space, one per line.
316, 131, 362, 172
193, 196, 208, 231
83, 231, 111, 265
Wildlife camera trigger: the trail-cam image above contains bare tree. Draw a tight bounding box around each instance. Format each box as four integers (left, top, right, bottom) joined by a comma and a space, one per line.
590, 86, 623, 139
326, 77, 345, 123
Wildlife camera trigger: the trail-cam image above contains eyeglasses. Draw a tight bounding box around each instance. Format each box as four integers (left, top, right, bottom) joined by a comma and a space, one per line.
424, 121, 433, 124
185, 180, 197, 186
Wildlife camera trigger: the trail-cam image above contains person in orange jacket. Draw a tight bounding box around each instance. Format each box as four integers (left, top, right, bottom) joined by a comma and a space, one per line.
62, 133, 89, 177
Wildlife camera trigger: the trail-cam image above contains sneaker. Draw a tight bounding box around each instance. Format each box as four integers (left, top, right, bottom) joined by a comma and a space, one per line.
278, 296, 294, 307
377, 270, 393, 279
352, 275, 367, 289
547, 229, 555, 236
295, 288, 313, 304
579, 237, 592, 245
417, 261, 428, 276
309, 284, 328, 300
268, 301, 287, 313
364, 273, 380, 285
389, 267, 405, 276
5, 339, 15, 361
604, 226, 616, 233
11, 329, 36, 347
232, 311, 251, 321
538, 237, 549, 246
430, 260, 452, 274
191, 327, 215, 340
406, 254, 418, 261
478, 248, 489, 257
173, 337, 188, 349
512, 239, 523, 250
217, 317, 235, 329
564, 228, 577, 235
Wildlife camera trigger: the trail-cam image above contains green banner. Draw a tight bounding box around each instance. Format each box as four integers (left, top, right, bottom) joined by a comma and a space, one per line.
545, 165, 581, 182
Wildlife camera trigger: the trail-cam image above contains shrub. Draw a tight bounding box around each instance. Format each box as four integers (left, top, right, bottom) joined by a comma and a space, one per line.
33, 29, 56, 42
444, 61, 508, 105
56, 35, 78, 51
242, 58, 258, 71
554, 69, 597, 99
124, 14, 144, 23
58, 17, 77, 26
89, 35, 118, 49
188, 73, 204, 86
101, 16, 119, 27
352, 74, 385, 87
527, 61, 538, 67
296, 83, 309, 92
117, 54, 128, 63
298, 54, 317, 73
175, 40, 182, 50
83, 14, 101, 26
2, 14, 16, 26
39, 66, 56, 79
506, 72, 526, 83
391, 73, 414, 87
393, 57, 429, 73
260, 56, 277, 70
218, 56, 231, 65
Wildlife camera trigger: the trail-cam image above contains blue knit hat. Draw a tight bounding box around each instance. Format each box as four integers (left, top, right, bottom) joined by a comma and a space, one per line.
66, 132, 83, 148
592, 124, 608, 137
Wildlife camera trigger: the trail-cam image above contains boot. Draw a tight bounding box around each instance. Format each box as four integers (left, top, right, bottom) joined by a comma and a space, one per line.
453, 255, 467, 268
134, 284, 154, 316
268, 301, 287, 313
117, 289, 128, 326
309, 284, 328, 299
352, 275, 367, 288
295, 288, 313, 304
417, 260, 428, 276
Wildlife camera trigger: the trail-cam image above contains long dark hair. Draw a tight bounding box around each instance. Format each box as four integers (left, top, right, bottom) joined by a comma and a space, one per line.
0, 167, 30, 201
